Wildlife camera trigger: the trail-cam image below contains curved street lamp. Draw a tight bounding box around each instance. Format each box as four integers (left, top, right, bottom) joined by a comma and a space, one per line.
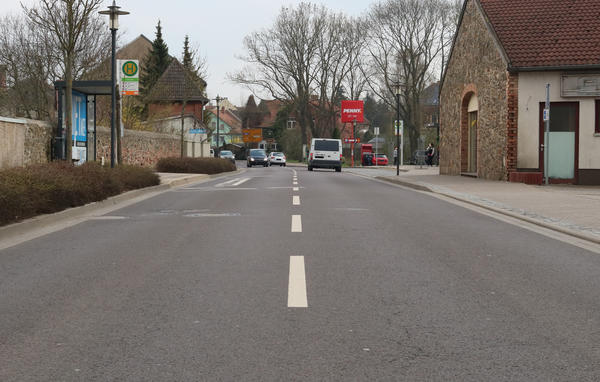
99, 1, 129, 168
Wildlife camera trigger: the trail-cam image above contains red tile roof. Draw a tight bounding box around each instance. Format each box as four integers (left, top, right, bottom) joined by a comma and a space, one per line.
479, 0, 600, 68
205, 106, 242, 132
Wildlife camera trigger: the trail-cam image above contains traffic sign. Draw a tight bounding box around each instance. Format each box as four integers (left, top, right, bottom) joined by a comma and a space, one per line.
189, 128, 206, 134
394, 120, 404, 136
344, 138, 360, 143
117, 59, 139, 95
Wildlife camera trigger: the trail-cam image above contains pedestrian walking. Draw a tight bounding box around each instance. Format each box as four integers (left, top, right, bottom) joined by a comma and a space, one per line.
393, 147, 398, 166
425, 142, 435, 166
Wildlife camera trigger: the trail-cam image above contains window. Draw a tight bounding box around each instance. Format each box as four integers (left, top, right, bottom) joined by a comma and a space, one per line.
314, 140, 339, 151
596, 100, 600, 134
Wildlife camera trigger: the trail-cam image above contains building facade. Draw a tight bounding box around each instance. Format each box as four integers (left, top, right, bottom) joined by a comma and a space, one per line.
440, 0, 600, 185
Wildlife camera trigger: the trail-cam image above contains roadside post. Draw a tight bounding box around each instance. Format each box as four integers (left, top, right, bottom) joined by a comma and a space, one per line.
374, 126, 379, 167
544, 84, 550, 186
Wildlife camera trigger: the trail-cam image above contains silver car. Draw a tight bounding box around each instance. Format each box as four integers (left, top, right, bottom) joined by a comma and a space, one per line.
269, 152, 287, 167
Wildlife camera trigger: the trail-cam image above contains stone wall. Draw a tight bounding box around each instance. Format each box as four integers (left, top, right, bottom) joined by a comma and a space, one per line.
0, 117, 52, 169
94, 126, 180, 167
440, 0, 509, 180
1, 115, 183, 169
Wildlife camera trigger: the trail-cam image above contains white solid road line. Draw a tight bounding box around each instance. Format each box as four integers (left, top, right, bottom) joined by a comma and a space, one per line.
293, 187, 299, 191
231, 177, 250, 186
291, 215, 302, 232
293, 195, 300, 205
288, 256, 308, 308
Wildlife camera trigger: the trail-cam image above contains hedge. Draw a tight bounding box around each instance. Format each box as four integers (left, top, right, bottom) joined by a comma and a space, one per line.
0, 162, 159, 226
155, 157, 236, 174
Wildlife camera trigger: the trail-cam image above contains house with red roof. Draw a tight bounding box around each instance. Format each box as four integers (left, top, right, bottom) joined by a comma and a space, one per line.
440, 0, 600, 185
205, 105, 242, 148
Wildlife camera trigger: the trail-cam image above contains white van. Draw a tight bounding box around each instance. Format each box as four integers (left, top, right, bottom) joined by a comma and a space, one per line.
308, 138, 343, 172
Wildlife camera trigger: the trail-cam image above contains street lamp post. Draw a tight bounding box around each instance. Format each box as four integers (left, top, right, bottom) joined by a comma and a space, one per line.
395, 83, 402, 176
100, 0, 128, 168
213, 95, 227, 157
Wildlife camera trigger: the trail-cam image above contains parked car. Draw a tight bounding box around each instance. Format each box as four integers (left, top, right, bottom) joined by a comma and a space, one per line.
373, 153, 388, 166
269, 152, 287, 166
247, 149, 269, 167
308, 138, 343, 172
219, 150, 236, 164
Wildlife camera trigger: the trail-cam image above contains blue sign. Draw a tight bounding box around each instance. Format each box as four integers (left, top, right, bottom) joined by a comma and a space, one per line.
189, 128, 206, 134
71, 91, 87, 142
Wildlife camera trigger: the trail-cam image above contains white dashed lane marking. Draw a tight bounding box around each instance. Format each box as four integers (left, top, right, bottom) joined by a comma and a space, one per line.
293, 196, 300, 206
291, 215, 302, 232
288, 256, 308, 308
293, 187, 299, 191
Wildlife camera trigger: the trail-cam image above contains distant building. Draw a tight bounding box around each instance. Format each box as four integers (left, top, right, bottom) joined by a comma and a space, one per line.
440, 0, 600, 185
205, 106, 243, 147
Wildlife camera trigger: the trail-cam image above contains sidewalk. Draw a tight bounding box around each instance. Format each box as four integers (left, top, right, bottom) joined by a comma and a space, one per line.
348, 166, 600, 244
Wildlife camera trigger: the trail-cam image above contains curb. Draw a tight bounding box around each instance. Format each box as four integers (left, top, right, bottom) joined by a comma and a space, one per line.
0, 170, 241, 246
375, 176, 600, 246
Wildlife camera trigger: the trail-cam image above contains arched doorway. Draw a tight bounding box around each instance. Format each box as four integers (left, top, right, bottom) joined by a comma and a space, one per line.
461, 92, 478, 174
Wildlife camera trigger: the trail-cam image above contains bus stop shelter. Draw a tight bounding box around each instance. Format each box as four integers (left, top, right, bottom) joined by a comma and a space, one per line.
54, 80, 112, 163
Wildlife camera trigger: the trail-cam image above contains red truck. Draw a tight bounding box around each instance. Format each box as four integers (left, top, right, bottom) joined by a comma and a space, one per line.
361, 144, 373, 166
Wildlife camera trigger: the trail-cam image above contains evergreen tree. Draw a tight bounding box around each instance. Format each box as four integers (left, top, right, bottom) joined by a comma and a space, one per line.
181, 35, 205, 92
141, 20, 171, 97
182, 35, 193, 72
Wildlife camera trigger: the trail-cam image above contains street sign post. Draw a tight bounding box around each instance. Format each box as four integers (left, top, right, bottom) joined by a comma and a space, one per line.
117, 59, 139, 96
544, 84, 550, 185
374, 127, 379, 167
395, 120, 404, 166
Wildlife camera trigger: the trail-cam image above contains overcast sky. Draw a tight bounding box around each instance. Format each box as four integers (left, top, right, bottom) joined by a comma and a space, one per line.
4, 0, 372, 107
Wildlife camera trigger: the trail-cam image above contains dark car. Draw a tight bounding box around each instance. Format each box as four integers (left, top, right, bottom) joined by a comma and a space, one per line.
219, 150, 236, 164
247, 149, 269, 167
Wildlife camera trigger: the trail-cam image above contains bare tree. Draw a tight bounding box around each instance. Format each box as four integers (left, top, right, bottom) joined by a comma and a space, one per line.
363, 0, 457, 156
313, 13, 366, 137
230, 3, 326, 144
0, 15, 58, 120
23, 0, 106, 161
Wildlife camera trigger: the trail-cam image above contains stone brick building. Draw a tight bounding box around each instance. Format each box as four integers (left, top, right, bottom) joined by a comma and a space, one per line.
440, 0, 600, 185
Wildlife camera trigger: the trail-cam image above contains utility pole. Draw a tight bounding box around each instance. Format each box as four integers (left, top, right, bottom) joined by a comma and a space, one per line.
213, 95, 227, 157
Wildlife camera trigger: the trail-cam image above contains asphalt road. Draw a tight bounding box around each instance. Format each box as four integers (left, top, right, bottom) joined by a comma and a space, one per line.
2, 164, 600, 381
